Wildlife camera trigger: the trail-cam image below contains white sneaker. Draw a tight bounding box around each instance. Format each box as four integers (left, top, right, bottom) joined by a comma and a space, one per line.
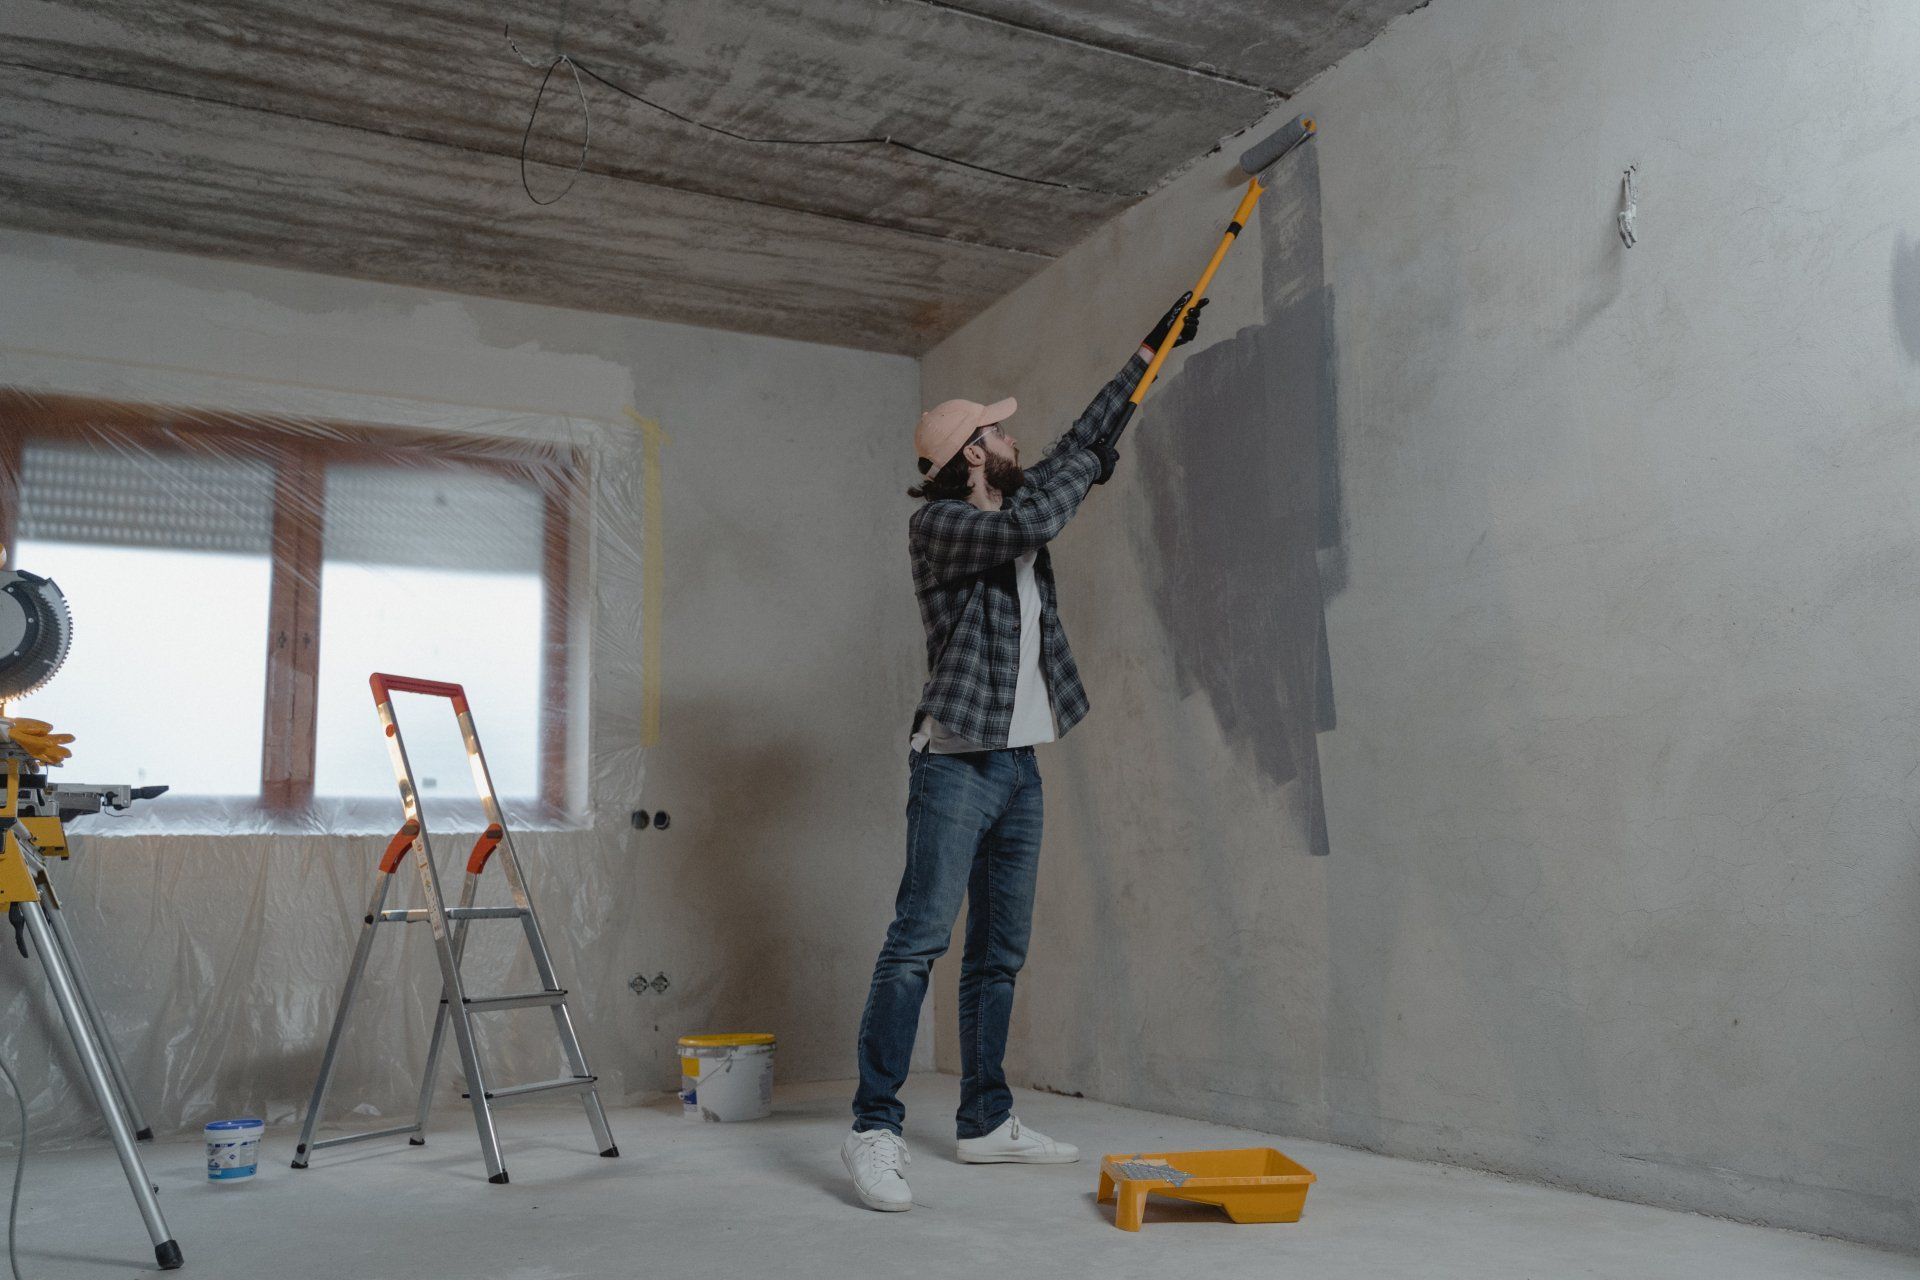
954, 1115, 1079, 1164
843, 1129, 913, 1212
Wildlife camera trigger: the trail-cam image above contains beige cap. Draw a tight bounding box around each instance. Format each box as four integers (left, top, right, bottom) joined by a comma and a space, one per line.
914, 396, 1017, 474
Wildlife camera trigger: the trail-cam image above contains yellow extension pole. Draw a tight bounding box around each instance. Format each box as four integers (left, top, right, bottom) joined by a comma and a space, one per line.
1087, 111, 1313, 484
1131, 176, 1267, 407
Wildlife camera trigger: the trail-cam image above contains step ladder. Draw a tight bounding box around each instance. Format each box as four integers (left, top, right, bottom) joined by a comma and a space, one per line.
292, 674, 617, 1184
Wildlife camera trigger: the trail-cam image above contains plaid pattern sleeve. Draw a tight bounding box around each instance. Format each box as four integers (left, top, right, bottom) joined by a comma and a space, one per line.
1023, 353, 1147, 487
911, 448, 1101, 583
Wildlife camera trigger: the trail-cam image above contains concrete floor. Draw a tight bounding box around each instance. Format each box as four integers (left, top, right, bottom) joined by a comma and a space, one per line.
16, 1075, 1914, 1279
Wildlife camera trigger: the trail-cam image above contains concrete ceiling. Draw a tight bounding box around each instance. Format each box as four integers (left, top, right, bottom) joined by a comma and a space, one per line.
0, 1, 1414, 354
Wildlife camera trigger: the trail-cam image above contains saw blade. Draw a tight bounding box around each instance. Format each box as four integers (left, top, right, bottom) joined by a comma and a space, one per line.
0, 570, 73, 701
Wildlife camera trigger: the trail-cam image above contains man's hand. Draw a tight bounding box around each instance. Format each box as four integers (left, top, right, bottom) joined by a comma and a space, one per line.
1090, 442, 1120, 486
1142, 291, 1209, 354
1, 717, 74, 766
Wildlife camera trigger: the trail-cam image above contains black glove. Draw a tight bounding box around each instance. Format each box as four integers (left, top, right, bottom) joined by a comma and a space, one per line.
1090, 442, 1119, 486
1143, 291, 1209, 352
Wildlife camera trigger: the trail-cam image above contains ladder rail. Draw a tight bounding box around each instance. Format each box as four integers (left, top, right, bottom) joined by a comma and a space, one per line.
412, 870, 479, 1143
380, 695, 508, 1182
452, 704, 618, 1156
292, 868, 396, 1168
306, 1123, 421, 1152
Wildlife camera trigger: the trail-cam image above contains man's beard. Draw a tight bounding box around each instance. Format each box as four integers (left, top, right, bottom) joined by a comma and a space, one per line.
983, 453, 1026, 495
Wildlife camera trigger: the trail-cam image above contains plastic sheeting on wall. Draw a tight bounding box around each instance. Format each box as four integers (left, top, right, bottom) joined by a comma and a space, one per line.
0, 384, 655, 1145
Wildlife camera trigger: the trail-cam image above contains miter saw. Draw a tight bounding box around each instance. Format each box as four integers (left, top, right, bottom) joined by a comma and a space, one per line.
0, 564, 72, 702
0, 555, 183, 1271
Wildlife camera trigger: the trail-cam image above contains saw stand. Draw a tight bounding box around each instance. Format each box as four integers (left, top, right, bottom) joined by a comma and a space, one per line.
0, 746, 181, 1271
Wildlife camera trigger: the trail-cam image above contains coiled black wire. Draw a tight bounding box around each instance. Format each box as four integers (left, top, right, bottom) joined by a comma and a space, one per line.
508, 23, 1141, 206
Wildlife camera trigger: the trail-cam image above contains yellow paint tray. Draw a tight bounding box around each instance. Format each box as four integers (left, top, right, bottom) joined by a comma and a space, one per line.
1097, 1147, 1316, 1232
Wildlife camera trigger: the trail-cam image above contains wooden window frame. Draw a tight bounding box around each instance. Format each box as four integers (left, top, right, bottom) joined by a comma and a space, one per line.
0, 390, 581, 820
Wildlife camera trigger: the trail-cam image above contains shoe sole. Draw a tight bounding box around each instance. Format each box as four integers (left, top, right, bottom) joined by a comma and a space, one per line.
955, 1150, 1081, 1164
842, 1145, 913, 1212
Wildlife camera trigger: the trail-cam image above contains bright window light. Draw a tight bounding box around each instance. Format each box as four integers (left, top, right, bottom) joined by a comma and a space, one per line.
311, 463, 546, 802
312, 563, 544, 800
11, 541, 271, 795
12, 443, 276, 797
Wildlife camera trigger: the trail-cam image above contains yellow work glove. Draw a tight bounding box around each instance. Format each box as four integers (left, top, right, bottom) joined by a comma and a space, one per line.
1, 717, 75, 766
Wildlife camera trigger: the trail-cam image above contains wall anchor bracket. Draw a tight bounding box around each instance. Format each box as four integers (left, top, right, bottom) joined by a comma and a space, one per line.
1617, 164, 1639, 248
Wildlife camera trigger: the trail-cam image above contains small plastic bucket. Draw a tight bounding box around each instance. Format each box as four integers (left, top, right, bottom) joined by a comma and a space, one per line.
205, 1118, 264, 1182
678, 1033, 775, 1122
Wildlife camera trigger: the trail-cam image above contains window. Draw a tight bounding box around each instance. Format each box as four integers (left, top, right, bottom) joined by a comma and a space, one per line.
0, 393, 581, 821
313, 464, 547, 800
10, 445, 275, 793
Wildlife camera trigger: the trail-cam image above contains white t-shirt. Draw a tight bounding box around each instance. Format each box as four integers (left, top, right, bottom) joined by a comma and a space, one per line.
913, 549, 1058, 753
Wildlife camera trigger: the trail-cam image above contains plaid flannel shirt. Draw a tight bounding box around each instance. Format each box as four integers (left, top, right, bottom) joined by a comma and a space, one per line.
907, 354, 1147, 747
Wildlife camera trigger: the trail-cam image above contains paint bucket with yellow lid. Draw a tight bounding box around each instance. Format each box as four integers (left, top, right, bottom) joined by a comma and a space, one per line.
678, 1033, 775, 1122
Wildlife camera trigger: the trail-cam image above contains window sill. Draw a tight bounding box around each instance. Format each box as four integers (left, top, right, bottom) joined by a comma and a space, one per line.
60, 795, 589, 838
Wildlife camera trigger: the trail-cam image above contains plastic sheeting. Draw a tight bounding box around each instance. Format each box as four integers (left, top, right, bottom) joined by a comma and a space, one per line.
0, 385, 656, 1145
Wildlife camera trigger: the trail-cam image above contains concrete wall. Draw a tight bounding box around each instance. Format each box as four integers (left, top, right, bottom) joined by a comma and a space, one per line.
922, 0, 1920, 1252
0, 230, 925, 1143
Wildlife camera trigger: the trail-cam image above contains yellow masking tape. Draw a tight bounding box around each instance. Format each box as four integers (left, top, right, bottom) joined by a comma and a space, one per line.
624, 408, 671, 748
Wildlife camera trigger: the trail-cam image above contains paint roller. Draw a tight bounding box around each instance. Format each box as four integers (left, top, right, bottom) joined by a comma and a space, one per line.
1092, 114, 1317, 471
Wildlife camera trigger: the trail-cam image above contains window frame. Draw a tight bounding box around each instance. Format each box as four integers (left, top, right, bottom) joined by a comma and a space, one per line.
0, 390, 581, 821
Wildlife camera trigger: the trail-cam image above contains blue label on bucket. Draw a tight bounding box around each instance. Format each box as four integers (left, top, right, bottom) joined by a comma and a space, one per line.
207, 1118, 264, 1181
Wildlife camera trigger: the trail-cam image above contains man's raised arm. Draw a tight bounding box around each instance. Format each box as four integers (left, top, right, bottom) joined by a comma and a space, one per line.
913, 450, 1103, 582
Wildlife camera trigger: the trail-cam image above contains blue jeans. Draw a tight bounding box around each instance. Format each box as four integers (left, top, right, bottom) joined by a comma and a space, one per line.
852, 747, 1044, 1139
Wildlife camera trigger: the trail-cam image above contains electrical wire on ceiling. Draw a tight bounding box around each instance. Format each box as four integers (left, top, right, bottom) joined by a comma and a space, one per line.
506, 23, 1144, 207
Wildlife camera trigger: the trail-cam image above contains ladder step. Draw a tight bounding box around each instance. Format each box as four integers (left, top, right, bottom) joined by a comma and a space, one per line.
465, 1076, 597, 1106
453, 990, 567, 1012
375, 906, 529, 925
304, 1123, 421, 1154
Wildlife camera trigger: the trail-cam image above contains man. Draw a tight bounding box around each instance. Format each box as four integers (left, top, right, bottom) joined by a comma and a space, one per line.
843, 295, 1207, 1212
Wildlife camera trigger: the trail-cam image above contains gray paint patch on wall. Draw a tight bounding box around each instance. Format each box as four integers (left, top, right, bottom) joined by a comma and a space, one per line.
1893, 234, 1920, 362
1134, 146, 1341, 855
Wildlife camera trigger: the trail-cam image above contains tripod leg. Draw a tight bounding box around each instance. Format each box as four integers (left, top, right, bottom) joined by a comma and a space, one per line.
20, 902, 181, 1269
40, 898, 154, 1140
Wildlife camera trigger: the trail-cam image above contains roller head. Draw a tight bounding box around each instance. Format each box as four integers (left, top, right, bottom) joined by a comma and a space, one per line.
1239, 115, 1316, 175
